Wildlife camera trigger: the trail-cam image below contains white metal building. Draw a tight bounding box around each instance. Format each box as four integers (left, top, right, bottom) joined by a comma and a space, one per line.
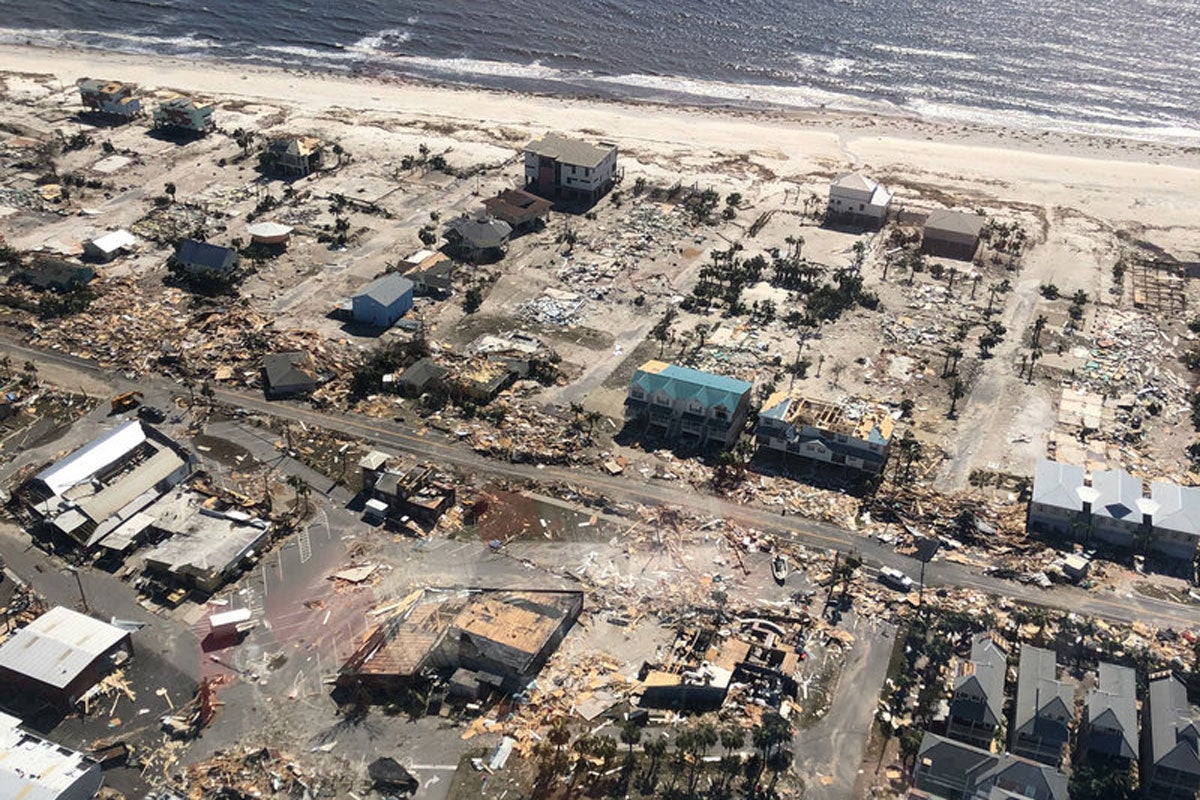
0, 711, 103, 800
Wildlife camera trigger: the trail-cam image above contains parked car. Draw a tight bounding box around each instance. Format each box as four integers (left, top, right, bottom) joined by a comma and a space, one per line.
878, 566, 915, 592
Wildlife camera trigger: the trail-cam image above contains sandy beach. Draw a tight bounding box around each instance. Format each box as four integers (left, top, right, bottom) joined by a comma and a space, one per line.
1, 42, 1200, 240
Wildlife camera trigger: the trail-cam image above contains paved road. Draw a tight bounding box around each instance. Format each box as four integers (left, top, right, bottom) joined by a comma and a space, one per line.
4, 334, 1199, 631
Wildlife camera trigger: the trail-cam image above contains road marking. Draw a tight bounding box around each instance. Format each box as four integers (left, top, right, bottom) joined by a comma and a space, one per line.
408, 764, 460, 771
298, 527, 312, 565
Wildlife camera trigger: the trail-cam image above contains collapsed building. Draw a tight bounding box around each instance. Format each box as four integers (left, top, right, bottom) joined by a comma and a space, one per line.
637, 612, 807, 713
360, 451, 456, 526
756, 393, 894, 475
338, 588, 583, 696
19, 420, 193, 550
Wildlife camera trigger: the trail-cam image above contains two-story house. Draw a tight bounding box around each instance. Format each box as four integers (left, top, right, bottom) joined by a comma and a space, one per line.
1010, 645, 1074, 767
827, 172, 893, 228
1090, 469, 1148, 548
625, 361, 752, 448
947, 634, 1009, 749
914, 732, 1068, 800
1027, 459, 1086, 537
79, 78, 141, 118
524, 133, 618, 205
756, 393, 893, 475
1150, 481, 1200, 563
1081, 662, 1138, 766
1143, 672, 1200, 800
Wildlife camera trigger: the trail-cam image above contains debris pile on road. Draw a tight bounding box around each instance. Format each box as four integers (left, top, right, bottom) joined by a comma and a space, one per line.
167, 746, 352, 799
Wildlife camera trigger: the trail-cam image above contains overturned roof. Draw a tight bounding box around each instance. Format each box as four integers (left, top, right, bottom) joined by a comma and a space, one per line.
0, 607, 129, 689
525, 133, 616, 169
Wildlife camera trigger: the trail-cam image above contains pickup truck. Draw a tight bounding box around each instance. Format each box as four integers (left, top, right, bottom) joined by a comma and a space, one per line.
878, 566, 915, 592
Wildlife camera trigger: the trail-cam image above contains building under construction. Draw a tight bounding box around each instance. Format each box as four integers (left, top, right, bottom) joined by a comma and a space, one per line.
338, 588, 583, 696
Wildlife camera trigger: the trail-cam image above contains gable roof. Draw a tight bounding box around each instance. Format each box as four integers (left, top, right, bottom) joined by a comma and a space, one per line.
1014, 645, 1073, 734
525, 133, 615, 169
925, 208, 984, 238
1091, 469, 1144, 522
175, 239, 236, 270
353, 273, 414, 308
1147, 673, 1200, 774
629, 360, 752, 411
1086, 662, 1137, 760
916, 732, 998, 785
263, 351, 317, 391
976, 753, 1069, 800
1031, 459, 1085, 511
1151, 480, 1200, 536
954, 633, 1008, 724
0, 607, 129, 689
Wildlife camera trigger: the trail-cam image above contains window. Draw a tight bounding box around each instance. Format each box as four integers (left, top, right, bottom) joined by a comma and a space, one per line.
713, 407, 728, 420
630, 387, 644, 399
585, 167, 591, 177
859, 203, 865, 211
688, 400, 703, 413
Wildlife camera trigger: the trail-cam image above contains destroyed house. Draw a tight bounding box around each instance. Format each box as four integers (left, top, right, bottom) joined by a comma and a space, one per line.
260, 136, 324, 176
1010, 645, 1074, 767
922, 209, 984, 262
1143, 672, 1200, 800
756, 393, 893, 474
174, 239, 239, 275
408, 257, 453, 298
262, 351, 319, 399
351, 273, 413, 329
22, 420, 192, 549
443, 213, 513, 262
1027, 459, 1086, 537
393, 357, 448, 398
827, 172, 892, 228
482, 188, 553, 231
0, 711, 103, 800
625, 360, 752, 447
0, 607, 133, 709
1150, 481, 1200, 562
339, 588, 583, 694
19, 258, 95, 292
152, 95, 214, 133
79, 78, 141, 117
947, 633, 1009, 750
1082, 662, 1138, 765
524, 133, 618, 204
364, 462, 456, 525
451, 357, 528, 403
914, 733, 1067, 800
139, 489, 271, 593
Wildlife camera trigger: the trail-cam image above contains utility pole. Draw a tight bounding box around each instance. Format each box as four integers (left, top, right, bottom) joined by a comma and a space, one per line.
68, 566, 90, 613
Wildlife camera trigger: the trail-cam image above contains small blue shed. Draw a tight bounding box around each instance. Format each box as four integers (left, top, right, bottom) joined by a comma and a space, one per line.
351, 273, 414, 329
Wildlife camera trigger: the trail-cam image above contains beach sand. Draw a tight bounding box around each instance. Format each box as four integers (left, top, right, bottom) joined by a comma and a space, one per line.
1, 42, 1199, 244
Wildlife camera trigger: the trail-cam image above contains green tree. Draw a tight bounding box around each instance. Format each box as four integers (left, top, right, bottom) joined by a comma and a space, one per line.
620, 721, 642, 760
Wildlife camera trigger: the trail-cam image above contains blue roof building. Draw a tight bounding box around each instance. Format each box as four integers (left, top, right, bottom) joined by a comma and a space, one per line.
625, 360, 752, 447
351, 273, 414, 329
174, 239, 239, 274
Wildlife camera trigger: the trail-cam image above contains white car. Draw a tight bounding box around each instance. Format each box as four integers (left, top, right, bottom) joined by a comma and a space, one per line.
879, 566, 915, 592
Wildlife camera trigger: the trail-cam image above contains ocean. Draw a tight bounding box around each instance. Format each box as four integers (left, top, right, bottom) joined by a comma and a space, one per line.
1, 0, 1198, 143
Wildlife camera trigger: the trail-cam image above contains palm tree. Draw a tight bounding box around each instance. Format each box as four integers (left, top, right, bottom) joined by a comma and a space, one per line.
720, 726, 744, 757
766, 748, 793, 792
1031, 314, 1047, 348
642, 736, 667, 786
620, 721, 641, 760
948, 379, 965, 418
584, 410, 603, 439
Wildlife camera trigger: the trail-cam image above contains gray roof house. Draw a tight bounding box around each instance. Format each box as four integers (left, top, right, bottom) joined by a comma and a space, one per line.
1090, 469, 1147, 548
914, 732, 1067, 800
1150, 481, 1200, 562
1028, 459, 1086, 537
444, 213, 513, 263
1010, 645, 1074, 767
262, 351, 319, 399
1082, 662, 1138, 765
174, 239, 239, 274
922, 209, 985, 261
351, 273, 414, 329
1143, 672, 1200, 800
947, 633, 1009, 749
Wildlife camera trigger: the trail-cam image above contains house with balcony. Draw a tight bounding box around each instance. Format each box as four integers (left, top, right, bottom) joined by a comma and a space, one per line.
1027, 459, 1087, 537
79, 78, 141, 118
1143, 671, 1200, 800
625, 360, 752, 448
1090, 468, 1149, 548
524, 133, 618, 205
1081, 662, 1138, 766
913, 732, 1067, 800
153, 95, 215, 134
1010, 645, 1074, 767
756, 393, 893, 475
947, 633, 1009, 750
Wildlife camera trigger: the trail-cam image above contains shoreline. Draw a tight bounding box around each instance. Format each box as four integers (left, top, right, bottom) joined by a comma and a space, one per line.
0, 41, 1199, 172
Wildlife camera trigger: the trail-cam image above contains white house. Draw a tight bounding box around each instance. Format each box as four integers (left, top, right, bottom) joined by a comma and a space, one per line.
827, 172, 892, 228
524, 133, 618, 205
756, 393, 893, 475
